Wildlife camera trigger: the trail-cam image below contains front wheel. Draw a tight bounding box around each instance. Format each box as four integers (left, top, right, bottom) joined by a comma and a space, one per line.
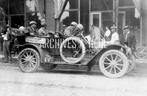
99, 50, 128, 78
18, 48, 40, 73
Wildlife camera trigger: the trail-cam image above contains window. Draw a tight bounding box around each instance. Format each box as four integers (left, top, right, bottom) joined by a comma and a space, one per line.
25, 0, 43, 27
91, 0, 113, 11
61, 0, 79, 26
9, 0, 24, 14
0, 0, 8, 14
102, 12, 113, 27
119, 0, 134, 7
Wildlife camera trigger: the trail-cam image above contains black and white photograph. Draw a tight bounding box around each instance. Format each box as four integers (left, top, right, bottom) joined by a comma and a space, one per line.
0, 0, 146, 96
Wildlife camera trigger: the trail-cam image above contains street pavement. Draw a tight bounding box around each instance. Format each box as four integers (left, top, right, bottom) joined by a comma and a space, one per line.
0, 57, 147, 96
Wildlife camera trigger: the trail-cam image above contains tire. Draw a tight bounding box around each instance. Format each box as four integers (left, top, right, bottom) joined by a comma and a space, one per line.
99, 50, 128, 78
18, 48, 40, 73
60, 37, 86, 64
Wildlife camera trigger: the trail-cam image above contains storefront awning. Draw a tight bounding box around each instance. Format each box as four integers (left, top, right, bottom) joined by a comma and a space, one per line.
133, 0, 141, 11
0, 7, 5, 21
53, 0, 68, 19
133, 0, 141, 18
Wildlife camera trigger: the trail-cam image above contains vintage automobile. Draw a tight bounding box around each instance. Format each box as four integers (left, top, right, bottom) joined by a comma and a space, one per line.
11, 28, 135, 78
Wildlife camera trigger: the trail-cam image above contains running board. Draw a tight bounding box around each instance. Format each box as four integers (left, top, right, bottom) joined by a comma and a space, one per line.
47, 55, 93, 66
50, 59, 90, 66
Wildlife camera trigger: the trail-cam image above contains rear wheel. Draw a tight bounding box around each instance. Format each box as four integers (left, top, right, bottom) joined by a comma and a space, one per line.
18, 48, 40, 73
99, 50, 128, 78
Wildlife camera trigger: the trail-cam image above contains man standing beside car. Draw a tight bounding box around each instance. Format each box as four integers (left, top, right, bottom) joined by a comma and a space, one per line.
123, 26, 136, 56
2, 25, 12, 63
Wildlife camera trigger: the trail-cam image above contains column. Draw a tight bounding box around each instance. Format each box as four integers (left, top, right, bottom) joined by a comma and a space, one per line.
113, 0, 119, 26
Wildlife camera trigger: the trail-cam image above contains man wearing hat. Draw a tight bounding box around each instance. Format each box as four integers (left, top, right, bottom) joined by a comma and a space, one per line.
123, 26, 136, 55
64, 21, 77, 37
2, 24, 12, 63
26, 21, 38, 36
73, 23, 84, 36
108, 25, 120, 44
38, 24, 48, 36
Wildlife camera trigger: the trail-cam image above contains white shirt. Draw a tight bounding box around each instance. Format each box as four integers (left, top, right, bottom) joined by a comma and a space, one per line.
110, 32, 119, 44
2, 34, 8, 40
125, 31, 130, 42
38, 27, 46, 36
105, 29, 111, 37
85, 35, 91, 44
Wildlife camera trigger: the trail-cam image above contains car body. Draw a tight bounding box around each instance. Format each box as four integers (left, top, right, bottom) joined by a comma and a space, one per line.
11, 31, 135, 78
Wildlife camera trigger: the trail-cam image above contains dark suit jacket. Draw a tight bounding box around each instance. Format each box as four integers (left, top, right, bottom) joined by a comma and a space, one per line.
124, 31, 136, 50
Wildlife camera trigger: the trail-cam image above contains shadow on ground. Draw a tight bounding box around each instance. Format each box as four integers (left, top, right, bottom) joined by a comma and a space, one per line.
1, 56, 147, 78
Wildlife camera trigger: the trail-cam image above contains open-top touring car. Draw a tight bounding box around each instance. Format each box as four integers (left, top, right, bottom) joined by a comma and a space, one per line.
10, 27, 135, 78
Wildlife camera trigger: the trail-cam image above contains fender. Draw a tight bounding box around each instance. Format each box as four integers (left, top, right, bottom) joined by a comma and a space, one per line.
18, 43, 44, 63
96, 44, 125, 60
87, 44, 125, 67
104, 44, 125, 51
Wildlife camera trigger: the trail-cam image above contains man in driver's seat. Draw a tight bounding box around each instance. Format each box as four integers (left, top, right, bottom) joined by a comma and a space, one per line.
26, 21, 38, 36
64, 22, 77, 37
38, 24, 48, 36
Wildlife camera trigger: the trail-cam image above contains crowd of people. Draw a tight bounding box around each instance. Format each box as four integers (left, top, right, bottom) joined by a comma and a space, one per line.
63, 21, 137, 57
103, 25, 137, 57
0, 20, 137, 63
0, 20, 51, 63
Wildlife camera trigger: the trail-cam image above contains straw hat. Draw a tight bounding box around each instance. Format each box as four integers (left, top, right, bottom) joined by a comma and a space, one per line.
30, 21, 37, 25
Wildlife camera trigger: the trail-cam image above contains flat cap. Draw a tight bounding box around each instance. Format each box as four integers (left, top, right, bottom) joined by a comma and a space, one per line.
123, 26, 129, 30
110, 25, 117, 29
71, 21, 77, 26
77, 24, 83, 30
30, 21, 37, 25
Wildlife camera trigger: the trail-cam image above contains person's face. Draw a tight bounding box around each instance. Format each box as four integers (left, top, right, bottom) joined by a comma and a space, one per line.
42, 26, 45, 29
126, 29, 129, 32
31, 24, 37, 28
123, 29, 126, 33
106, 27, 109, 30
111, 28, 115, 33
123, 28, 129, 34
7, 28, 10, 33
70, 24, 75, 28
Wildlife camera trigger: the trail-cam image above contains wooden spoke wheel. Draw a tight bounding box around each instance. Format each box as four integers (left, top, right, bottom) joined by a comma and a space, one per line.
18, 48, 40, 73
99, 50, 128, 78
60, 37, 86, 64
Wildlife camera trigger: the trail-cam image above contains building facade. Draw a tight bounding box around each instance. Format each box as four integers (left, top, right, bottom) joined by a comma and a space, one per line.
0, 0, 55, 30
60, 0, 140, 44
0, 0, 144, 45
